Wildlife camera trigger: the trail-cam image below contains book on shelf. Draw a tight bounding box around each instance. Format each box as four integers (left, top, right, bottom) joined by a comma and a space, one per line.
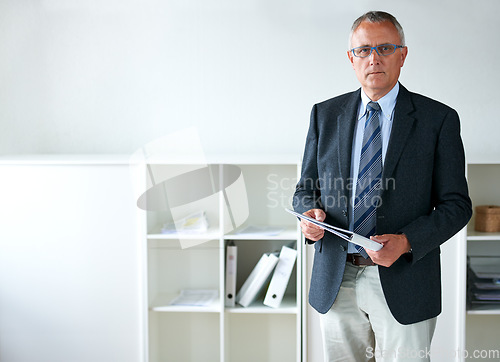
264, 244, 297, 308
236, 252, 279, 308
225, 241, 237, 307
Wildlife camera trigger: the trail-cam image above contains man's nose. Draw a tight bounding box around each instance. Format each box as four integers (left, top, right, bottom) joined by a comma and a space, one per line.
369, 48, 381, 64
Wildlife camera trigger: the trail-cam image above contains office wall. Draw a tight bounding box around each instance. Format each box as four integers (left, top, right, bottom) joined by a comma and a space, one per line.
0, 0, 499, 162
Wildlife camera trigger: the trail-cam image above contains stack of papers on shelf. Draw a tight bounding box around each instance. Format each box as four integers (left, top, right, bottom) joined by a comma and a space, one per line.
473, 279, 500, 290
469, 264, 500, 279
169, 289, 218, 307
161, 211, 209, 234
468, 258, 500, 305
473, 290, 500, 301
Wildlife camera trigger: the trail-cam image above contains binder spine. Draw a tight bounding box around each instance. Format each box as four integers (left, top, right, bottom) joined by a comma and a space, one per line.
264, 246, 297, 308
225, 242, 237, 307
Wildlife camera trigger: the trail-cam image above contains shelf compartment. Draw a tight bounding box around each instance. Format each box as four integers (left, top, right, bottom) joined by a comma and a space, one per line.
230, 239, 298, 309
149, 312, 220, 362
225, 164, 298, 229
224, 313, 297, 362
147, 239, 220, 304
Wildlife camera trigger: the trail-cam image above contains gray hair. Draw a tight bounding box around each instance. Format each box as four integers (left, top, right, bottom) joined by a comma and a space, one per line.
349, 11, 405, 49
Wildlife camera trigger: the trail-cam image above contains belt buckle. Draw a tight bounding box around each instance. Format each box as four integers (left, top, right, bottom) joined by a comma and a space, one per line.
352, 254, 362, 266
348, 253, 374, 266
347, 253, 360, 266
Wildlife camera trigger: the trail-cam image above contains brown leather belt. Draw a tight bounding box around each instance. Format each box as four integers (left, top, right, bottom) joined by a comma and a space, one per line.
346, 253, 376, 266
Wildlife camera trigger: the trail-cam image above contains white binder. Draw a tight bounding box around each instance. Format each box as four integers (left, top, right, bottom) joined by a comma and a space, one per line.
236, 252, 279, 307
225, 241, 238, 307
264, 245, 297, 308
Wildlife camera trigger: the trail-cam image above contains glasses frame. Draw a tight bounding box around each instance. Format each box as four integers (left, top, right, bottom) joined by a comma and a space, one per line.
350, 44, 404, 58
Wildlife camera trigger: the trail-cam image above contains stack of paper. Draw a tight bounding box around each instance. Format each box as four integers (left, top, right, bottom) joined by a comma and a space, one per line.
468, 258, 500, 306
161, 211, 208, 234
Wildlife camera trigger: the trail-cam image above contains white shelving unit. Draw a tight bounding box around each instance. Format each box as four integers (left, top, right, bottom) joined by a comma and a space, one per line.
136, 159, 303, 362
465, 163, 500, 353
466, 163, 500, 314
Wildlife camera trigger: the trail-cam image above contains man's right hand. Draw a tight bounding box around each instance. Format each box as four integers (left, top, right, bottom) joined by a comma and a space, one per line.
300, 209, 326, 241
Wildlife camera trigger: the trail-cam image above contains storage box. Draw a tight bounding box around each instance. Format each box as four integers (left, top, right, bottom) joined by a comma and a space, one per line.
475, 205, 500, 232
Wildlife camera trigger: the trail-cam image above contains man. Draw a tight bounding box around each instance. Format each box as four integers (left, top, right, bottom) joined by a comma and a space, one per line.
293, 11, 472, 361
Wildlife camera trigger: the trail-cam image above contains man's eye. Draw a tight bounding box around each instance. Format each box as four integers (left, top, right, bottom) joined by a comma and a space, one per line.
379, 45, 395, 53
356, 48, 370, 55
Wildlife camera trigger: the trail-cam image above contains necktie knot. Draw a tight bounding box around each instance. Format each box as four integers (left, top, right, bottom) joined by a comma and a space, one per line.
367, 101, 380, 112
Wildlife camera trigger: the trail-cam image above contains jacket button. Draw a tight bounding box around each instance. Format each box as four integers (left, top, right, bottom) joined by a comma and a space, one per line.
342, 209, 348, 217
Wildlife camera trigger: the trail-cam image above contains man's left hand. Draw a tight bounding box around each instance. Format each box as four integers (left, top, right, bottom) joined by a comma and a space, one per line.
366, 234, 411, 267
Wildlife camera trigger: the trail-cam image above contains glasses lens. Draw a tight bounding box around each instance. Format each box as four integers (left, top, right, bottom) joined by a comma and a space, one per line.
354, 47, 371, 57
377, 44, 396, 56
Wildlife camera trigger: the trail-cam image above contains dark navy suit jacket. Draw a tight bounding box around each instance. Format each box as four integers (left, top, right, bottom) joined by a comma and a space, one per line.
293, 83, 472, 325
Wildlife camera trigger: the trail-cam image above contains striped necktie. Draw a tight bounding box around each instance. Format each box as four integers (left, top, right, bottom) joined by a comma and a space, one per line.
353, 101, 382, 258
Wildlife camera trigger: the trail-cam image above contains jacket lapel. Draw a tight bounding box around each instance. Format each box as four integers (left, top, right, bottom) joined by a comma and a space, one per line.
337, 89, 361, 184
382, 84, 415, 181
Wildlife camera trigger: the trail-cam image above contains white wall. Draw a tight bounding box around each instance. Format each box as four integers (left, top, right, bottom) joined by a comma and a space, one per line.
1, 0, 499, 162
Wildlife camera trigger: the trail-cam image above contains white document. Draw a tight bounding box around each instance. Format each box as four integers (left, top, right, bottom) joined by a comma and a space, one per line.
264, 245, 297, 308
225, 241, 238, 307
285, 208, 383, 251
236, 252, 279, 307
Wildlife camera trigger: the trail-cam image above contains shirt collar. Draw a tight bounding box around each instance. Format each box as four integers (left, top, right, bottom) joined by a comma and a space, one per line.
359, 82, 399, 122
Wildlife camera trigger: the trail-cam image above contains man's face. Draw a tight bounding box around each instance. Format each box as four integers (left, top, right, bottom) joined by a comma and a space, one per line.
347, 20, 408, 101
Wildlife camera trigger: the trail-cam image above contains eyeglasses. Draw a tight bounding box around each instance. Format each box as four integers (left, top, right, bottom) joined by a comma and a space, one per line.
351, 44, 404, 58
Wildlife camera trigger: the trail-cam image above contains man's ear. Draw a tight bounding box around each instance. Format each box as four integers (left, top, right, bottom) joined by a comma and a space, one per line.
400, 47, 408, 67
347, 50, 355, 69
